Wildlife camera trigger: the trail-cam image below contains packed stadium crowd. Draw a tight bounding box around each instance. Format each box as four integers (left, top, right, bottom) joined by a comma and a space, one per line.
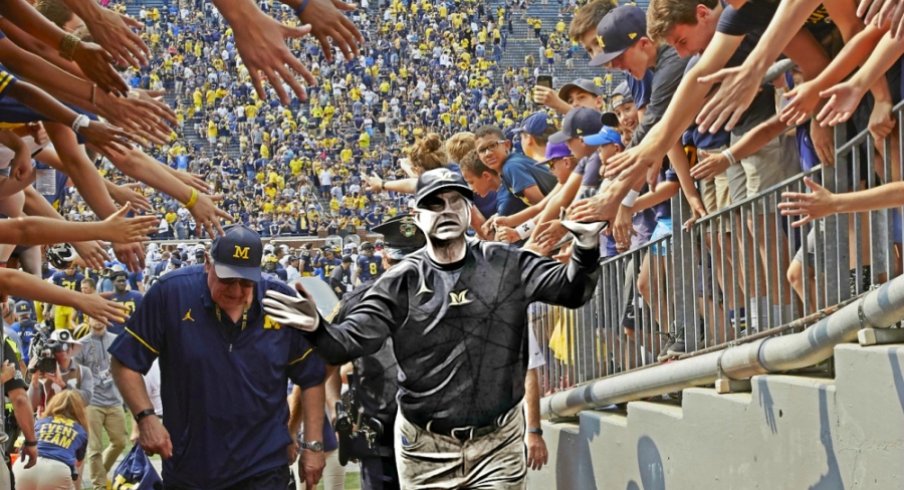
0, 0, 903, 487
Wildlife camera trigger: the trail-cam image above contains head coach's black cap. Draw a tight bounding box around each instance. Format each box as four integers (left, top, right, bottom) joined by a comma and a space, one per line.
210, 225, 263, 282
373, 215, 427, 260
414, 168, 474, 209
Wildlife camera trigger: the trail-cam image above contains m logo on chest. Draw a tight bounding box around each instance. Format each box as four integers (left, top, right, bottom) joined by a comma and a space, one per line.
449, 289, 473, 306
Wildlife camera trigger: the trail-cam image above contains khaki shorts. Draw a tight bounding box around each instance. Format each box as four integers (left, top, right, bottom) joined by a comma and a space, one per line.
698, 146, 733, 214
735, 133, 799, 210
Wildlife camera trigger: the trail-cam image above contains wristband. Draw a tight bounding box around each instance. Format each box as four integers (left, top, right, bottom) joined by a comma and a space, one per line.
515, 219, 536, 240
90, 84, 97, 106
722, 149, 738, 167
23, 440, 37, 447
621, 189, 640, 208
294, 0, 311, 16
59, 34, 80, 61
133, 408, 156, 423
71, 114, 90, 134
183, 188, 200, 210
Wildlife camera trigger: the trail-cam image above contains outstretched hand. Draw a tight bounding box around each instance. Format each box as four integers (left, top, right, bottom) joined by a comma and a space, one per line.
262, 290, 320, 331
777, 177, 837, 227
298, 0, 363, 62
234, 11, 316, 104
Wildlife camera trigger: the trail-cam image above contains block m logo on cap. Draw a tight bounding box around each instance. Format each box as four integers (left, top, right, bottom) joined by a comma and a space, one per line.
233, 246, 250, 260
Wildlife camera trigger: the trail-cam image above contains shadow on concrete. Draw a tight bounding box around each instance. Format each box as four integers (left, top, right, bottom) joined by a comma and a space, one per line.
808, 385, 842, 490
554, 413, 601, 490
890, 350, 904, 415
755, 377, 778, 434
630, 435, 664, 490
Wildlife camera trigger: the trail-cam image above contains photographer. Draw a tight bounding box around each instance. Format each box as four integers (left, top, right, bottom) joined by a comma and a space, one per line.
27, 330, 94, 413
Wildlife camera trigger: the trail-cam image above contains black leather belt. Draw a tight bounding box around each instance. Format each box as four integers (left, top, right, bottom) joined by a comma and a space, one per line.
421, 416, 506, 442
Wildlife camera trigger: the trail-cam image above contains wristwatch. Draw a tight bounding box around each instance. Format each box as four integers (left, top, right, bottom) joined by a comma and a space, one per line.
300, 440, 324, 452
133, 408, 157, 423
527, 427, 543, 436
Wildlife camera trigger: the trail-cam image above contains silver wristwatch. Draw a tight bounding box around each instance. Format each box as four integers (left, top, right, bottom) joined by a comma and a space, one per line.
300, 440, 324, 452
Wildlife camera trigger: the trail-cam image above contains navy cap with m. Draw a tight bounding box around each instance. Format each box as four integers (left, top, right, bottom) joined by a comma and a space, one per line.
414, 168, 474, 208
512, 112, 548, 136
589, 6, 646, 67
210, 225, 263, 282
548, 107, 604, 144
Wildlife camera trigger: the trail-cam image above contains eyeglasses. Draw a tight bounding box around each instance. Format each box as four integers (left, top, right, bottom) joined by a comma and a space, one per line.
477, 140, 507, 156
218, 277, 255, 288
546, 157, 569, 167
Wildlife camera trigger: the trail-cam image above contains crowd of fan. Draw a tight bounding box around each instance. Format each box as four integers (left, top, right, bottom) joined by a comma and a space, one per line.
50, 0, 608, 241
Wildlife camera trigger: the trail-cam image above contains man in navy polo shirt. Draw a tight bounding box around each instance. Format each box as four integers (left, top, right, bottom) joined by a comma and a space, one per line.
109, 225, 327, 490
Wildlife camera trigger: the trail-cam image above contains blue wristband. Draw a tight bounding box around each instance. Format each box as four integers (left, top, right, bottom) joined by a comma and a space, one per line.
294, 0, 310, 17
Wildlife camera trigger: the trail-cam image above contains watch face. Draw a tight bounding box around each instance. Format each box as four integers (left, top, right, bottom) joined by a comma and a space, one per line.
304, 441, 324, 451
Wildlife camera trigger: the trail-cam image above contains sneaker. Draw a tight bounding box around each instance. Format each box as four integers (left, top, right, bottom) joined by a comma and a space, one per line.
657, 332, 676, 362
666, 338, 686, 357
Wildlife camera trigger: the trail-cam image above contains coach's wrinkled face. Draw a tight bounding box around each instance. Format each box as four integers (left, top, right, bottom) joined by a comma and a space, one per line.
415, 190, 471, 242
206, 262, 255, 310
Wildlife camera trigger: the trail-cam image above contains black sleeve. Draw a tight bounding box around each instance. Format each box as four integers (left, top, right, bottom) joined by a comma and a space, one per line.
520, 243, 600, 308
309, 268, 409, 364
630, 47, 689, 148
2, 341, 26, 395
717, 1, 774, 36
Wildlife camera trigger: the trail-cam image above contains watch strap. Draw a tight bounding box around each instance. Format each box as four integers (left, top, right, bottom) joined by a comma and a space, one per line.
527, 427, 543, 436
134, 408, 157, 423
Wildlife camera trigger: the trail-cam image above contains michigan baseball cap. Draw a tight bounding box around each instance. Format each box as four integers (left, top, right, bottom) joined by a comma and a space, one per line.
210, 225, 263, 282
557, 79, 603, 101
14, 300, 32, 316
414, 168, 474, 208
372, 215, 426, 260
548, 107, 604, 144
539, 142, 573, 165
512, 112, 548, 136
583, 126, 624, 147
589, 6, 646, 67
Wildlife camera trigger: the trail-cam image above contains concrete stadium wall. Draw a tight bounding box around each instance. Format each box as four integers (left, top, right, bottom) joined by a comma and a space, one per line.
529, 343, 904, 490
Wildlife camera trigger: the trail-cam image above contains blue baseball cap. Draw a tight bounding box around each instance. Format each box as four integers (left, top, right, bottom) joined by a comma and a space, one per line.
589, 6, 646, 67
548, 107, 604, 144
210, 225, 263, 282
583, 126, 624, 147
512, 112, 548, 136
14, 300, 32, 316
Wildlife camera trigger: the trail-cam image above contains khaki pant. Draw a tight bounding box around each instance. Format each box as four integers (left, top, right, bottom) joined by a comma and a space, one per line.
86, 405, 127, 490
13, 457, 74, 490
395, 403, 526, 490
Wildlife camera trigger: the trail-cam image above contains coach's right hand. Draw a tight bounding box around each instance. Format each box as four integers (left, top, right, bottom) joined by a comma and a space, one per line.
138, 414, 173, 459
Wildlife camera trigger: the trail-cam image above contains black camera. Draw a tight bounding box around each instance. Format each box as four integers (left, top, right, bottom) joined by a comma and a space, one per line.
27, 326, 68, 375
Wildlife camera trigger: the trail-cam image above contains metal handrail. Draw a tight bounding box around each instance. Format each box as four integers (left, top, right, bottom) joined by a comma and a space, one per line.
542, 277, 904, 418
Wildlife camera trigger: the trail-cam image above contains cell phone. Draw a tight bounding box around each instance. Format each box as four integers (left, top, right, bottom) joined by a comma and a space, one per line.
536, 74, 553, 89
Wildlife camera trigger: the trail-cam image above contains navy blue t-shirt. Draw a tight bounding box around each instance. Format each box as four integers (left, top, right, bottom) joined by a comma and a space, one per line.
109, 290, 143, 335
108, 266, 326, 489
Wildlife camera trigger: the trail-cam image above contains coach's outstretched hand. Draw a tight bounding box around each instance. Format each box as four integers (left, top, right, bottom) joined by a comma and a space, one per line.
263, 290, 320, 332
560, 219, 607, 250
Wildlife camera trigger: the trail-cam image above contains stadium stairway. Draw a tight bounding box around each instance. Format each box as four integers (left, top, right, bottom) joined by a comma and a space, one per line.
528, 342, 904, 489
493, 1, 602, 88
